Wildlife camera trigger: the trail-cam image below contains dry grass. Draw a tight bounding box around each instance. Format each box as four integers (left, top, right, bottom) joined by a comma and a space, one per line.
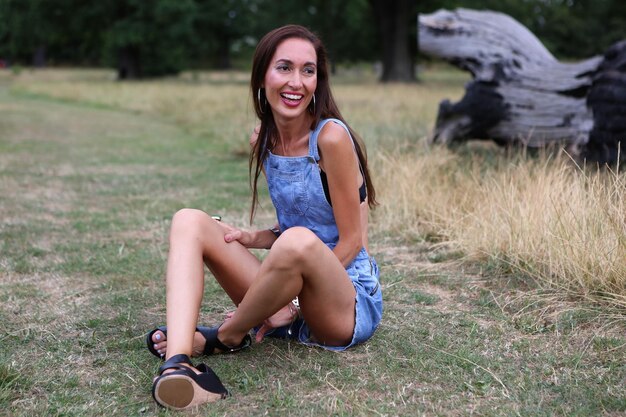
9, 66, 625, 310
7, 66, 465, 150
8, 68, 255, 156
375, 145, 626, 309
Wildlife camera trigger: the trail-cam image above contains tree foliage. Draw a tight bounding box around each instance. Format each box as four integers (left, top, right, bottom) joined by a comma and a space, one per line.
0, 0, 624, 79
101, 0, 197, 78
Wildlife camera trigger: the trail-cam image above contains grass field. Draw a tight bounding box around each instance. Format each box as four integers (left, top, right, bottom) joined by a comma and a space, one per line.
1, 67, 624, 416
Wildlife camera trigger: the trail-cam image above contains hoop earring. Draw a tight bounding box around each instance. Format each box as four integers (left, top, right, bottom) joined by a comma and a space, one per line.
257, 88, 266, 114
310, 94, 316, 114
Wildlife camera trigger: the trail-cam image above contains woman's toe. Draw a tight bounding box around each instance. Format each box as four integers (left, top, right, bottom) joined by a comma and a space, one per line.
154, 341, 167, 354
152, 331, 168, 355
152, 330, 166, 343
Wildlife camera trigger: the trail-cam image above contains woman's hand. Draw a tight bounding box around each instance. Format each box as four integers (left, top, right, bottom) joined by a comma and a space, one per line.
217, 220, 277, 249
255, 303, 297, 343
222, 223, 256, 247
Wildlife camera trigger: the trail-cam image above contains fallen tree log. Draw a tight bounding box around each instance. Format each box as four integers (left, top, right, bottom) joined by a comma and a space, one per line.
586, 41, 626, 164
418, 8, 625, 165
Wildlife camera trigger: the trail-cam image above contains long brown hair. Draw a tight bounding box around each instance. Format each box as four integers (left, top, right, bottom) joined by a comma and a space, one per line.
249, 25, 377, 223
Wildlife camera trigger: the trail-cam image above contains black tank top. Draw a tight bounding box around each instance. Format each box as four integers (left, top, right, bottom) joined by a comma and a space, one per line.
319, 169, 367, 207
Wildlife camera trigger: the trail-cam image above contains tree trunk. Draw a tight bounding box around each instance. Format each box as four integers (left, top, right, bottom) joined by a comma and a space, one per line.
371, 0, 415, 82
215, 36, 231, 70
418, 8, 625, 165
32, 45, 46, 67
117, 46, 141, 80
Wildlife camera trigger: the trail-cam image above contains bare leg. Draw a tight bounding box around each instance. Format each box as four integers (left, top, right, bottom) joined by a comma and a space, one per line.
157, 209, 262, 360
218, 226, 357, 347
153, 212, 358, 358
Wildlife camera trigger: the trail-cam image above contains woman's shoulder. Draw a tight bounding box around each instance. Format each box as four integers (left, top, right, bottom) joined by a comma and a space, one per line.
317, 119, 351, 148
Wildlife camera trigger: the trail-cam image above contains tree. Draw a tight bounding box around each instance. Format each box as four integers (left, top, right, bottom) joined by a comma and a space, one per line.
0, 0, 55, 66
192, 0, 264, 70
239, 0, 377, 72
102, 0, 197, 79
369, 0, 416, 82
308, 0, 378, 72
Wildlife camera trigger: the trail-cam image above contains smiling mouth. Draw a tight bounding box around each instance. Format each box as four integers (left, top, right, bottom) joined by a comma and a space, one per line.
280, 93, 304, 101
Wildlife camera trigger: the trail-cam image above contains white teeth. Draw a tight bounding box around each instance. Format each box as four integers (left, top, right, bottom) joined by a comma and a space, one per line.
281, 93, 303, 100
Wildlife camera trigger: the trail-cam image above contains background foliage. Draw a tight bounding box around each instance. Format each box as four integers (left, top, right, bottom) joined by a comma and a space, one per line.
1, 0, 625, 78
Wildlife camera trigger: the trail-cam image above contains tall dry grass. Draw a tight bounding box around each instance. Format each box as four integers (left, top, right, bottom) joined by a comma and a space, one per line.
375, 145, 626, 308
9, 67, 625, 308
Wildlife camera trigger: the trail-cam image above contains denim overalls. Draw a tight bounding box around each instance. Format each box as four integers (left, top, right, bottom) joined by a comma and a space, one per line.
263, 118, 383, 351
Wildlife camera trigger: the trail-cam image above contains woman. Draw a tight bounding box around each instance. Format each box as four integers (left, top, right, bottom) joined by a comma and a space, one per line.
148, 25, 382, 410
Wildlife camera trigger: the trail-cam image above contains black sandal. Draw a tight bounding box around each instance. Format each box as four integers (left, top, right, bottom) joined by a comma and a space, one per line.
146, 326, 168, 358
146, 325, 252, 359
151, 354, 228, 410
199, 325, 252, 356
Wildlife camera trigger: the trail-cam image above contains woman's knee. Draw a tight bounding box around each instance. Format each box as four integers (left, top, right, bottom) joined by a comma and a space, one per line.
169, 208, 214, 242
272, 227, 320, 264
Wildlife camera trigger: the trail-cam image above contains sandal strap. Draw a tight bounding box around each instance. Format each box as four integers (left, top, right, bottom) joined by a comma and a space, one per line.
198, 326, 251, 355
193, 364, 229, 396
158, 353, 192, 375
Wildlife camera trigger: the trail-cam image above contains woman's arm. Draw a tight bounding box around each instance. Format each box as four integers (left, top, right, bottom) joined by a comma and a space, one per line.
317, 122, 364, 267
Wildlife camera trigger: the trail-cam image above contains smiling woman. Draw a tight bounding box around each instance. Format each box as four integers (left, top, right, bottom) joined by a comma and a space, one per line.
146, 25, 382, 411
262, 38, 317, 120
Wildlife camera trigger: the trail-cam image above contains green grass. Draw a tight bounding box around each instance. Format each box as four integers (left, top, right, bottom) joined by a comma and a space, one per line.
0, 69, 624, 416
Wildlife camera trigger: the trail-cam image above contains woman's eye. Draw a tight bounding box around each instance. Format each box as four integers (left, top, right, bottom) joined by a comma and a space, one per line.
277, 65, 290, 72
303, 67, 316, 75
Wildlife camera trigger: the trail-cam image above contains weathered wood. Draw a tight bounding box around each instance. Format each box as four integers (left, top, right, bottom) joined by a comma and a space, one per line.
418, 8, 625, 164
586, 40, 626, 164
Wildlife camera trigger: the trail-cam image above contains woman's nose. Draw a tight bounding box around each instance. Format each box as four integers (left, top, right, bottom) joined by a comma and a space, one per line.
287, 71, 302, 89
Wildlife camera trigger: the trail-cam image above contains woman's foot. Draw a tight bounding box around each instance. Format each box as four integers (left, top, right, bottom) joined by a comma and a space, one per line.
148, 325, 251, 358
150, 329, 209, 358
152, 354, 228, 410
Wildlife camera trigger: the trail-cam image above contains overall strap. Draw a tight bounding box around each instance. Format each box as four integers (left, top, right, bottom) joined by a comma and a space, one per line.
308, 118, 352, 161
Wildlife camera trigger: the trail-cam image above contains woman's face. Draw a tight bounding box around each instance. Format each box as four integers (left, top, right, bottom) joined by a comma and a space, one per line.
263, 37, 317, 123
